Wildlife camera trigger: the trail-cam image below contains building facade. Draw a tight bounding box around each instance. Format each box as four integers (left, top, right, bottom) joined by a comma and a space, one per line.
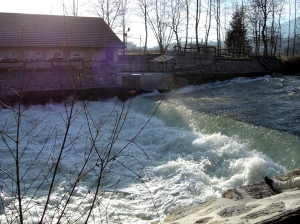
0, 13, 125, 68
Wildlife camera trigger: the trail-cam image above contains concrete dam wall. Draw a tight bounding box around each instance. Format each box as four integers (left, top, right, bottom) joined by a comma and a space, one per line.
0, 57, 276, 105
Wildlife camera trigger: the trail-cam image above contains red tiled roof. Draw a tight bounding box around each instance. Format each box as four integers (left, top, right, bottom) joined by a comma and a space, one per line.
0, 13, 124, 48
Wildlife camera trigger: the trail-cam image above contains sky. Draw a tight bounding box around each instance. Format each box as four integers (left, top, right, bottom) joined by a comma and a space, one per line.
1, 0, 298, 50
0, 0, 155, 48
1, 0, 63, 15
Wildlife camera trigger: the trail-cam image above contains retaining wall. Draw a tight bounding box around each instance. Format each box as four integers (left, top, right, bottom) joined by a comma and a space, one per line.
173, 59, 269, 88
0, 58, 270, 105
0, 67, 128, 105
110, 53, 214, 73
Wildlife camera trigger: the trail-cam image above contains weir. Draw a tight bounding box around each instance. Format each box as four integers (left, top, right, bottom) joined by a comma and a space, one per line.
0, 56, 288, 105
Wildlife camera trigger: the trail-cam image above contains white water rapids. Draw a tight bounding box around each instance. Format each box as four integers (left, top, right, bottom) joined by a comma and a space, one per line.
1, 75, 300, 223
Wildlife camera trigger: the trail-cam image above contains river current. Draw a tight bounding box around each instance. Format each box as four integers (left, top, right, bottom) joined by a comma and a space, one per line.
1, 75, 300, 223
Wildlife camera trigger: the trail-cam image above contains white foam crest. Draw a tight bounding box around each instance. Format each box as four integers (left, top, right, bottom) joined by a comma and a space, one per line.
226, 75, 271, 85
168, 76, 272, 95
0, 99, 289, 223
137, 89, 162, 97
0, 183, 106, 223
108, 129, 286, 222
171, 85, 203, 94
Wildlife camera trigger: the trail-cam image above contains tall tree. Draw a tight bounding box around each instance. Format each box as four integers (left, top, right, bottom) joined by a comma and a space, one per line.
118, 0, 131, 54
71, 0, 79, 16
184, 0, 191, 52
268, 0, 284, 56
286, 0, 291, 56
195, 0, 202, 52
251, 0, 285, 56
136, 0, 152, 54
257, 0, 270, 56
225, 6, 248, 53
62, 0, 86, 16
246, 0, 261, 56
147, 0, 173, 54
89, 0, 121, 29
292, 0, 297, 56
269, 0, 276, 55
277, 7, 283, 58
204, 0, 212, 47
214, 0, 222, 56
169, 0, 185, 53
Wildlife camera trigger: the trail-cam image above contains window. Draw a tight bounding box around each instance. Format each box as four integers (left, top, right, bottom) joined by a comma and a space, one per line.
69, 50, 84, 61
106, 49, 114, 61
24, 50, 42, 61
47, 49, 63, 60
0, 50, 18, 62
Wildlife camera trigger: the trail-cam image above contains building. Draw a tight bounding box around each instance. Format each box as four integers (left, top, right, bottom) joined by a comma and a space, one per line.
0, 12, 125, 68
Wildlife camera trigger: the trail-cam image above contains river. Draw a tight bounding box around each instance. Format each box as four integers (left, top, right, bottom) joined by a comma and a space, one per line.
0, 75, 300, 223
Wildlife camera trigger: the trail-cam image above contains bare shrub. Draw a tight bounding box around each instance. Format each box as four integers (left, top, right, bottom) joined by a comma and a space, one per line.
0, 15, 172, 223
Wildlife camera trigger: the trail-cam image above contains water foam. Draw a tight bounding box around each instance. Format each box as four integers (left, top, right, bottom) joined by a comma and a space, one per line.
0, 79, 295, 223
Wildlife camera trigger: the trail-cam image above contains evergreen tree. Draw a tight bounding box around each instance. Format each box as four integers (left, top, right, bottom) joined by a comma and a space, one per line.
225, 7, 249, 52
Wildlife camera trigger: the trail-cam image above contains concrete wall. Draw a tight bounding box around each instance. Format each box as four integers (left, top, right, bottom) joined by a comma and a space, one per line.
0, 57, 270, 105
173, 59, 268, 88
0, 67, 129, 104
110, 53, 214, 73
0, 68, 99, 95
121, 72, 174, 92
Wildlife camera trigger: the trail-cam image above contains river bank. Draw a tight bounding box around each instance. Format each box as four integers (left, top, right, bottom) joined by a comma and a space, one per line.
160, 168, 300, 224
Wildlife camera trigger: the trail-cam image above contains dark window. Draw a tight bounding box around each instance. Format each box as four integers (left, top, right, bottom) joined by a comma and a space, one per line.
106, 49, 114, 61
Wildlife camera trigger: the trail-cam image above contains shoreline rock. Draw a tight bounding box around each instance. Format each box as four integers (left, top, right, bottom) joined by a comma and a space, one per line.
162, 168, 300, 224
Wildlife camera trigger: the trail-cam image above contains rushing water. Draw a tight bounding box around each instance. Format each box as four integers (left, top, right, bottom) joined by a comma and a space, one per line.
1, 75, 300, 223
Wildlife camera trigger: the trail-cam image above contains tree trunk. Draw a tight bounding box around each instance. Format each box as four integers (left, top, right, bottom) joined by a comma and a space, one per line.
205, 0, 212, 48
184, 0, 189, 53
286, 0, 291, 57
144, 5, 148, 54
292, 0, 297, 56
195, 0, 201, 53
261, 0, 268, 56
